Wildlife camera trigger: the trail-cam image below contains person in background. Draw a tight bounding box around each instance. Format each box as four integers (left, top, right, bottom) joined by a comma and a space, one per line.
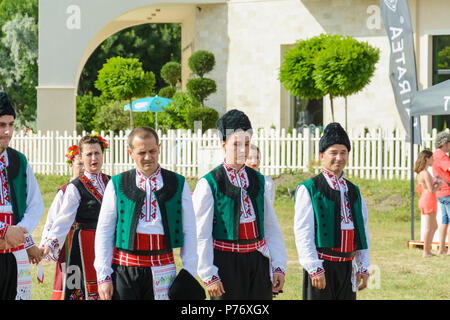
245, 144, 275, 206
43, 134, 110, 300
415, 150, 440, 257
432, 131, 450, 256
40, 145, 84, 299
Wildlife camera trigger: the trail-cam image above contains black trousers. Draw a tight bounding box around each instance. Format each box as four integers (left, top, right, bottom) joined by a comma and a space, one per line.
111, 264, 155, 300
212, 249, 272, 300
0, 253, 17, 300
303, 260, 356, 300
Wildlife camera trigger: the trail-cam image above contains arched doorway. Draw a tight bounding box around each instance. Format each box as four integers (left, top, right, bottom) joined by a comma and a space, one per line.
37, 0, 227, 131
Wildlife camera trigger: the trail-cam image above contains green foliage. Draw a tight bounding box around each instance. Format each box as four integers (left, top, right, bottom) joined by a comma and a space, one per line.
0, 5, 38, 130
437, 46, 450, 69
94, 56, 156, 128
185, 106, 219, 132
188, 50, 215, 78
134, 111, 156, 129
160, 61, 181, 87
93, 99, 130, 133
95, 56, 156, 101
186, 78, 217, 106
279, 34, 334, 99
158, 86, 176, 99
79, 23, 181, 96
76, 93, 107, 132
158, 91, 200, 130
280, 33, 380, 122
313, 35, 380, 98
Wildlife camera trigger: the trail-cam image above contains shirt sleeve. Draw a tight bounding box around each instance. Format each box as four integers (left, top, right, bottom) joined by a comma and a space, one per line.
94, 180, 118, 283
40, 190, 64, 247
192, 178, 220, 286
179, 180, 199, 277
293, 185, 324, 277
17, 164, 44, 233
263, 184, 287, 274
265, 176, 276, 206
46, 183, 80, 248
355, 195, 370, 275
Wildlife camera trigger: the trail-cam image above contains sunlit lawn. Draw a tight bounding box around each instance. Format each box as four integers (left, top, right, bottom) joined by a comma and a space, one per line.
29, 173, 449, 300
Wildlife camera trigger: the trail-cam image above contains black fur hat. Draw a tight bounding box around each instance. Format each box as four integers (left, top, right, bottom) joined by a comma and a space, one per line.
0, 91, 15, 118
216, 109, 252, 141
168, 269, 206, 300
319, 122, 351, 152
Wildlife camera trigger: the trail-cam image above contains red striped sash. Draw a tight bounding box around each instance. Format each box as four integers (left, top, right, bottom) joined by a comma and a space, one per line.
113, 233, 174, 267
317, 229, 355, 262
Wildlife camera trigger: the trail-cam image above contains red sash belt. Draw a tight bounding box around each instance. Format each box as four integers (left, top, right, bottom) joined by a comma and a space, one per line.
113, 233, 174, 267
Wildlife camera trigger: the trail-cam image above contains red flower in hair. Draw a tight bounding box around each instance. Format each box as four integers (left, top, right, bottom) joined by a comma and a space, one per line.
65, 145, 79, 164
91, 132, 109, 150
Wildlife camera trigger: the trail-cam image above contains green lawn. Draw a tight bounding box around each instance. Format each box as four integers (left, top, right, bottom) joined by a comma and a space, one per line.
29, 172, 449, 300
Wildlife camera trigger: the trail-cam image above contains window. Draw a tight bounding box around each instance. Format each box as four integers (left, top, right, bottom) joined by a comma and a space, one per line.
432, 35, 450, 130
290, 96, 323, 131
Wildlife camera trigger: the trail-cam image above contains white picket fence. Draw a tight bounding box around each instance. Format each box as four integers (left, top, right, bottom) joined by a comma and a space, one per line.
9, 128, 447, 179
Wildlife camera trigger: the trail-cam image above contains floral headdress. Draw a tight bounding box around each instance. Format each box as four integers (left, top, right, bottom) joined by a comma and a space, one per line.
65, 145, 79, 165
91, 132, 109, 150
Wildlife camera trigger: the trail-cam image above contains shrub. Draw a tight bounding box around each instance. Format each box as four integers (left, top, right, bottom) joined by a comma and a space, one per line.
186, 78, 217, 106
185, 106, 219, 131
188, 50, 215, 78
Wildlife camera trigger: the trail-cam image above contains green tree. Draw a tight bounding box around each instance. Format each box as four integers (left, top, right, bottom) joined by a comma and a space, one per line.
279, 34, 333, 100
79, 23, 181, 96
159, 61, 181, 98
188, 50, 215, 78
280, 34, 379, 125
313, 35, 380, 127
94, 56, 156, 129
0, 12, 38, 130
186, 50, 217, 107
93, 99, 130, 133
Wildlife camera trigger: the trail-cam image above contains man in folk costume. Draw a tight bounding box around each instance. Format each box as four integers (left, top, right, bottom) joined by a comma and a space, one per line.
193, 109, 287, 300
95, 127, 202, 300
43, 134, 110, 300
0, 91, 45, 300
39, 145, 83, 300
294, 122, 370, 300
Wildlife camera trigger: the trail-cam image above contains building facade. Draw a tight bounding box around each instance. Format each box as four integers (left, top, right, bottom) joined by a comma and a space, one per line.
38, 0, 450, 134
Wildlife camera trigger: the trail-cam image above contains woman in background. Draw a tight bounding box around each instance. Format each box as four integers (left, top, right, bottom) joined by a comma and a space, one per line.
415, 150, 441, 258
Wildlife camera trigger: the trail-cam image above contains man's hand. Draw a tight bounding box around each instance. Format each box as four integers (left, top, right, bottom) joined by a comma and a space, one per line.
27, 245, 43, 264
207, 280, 225, 297
272, 273, 285, 293
0, 239, 10, 250
311, 273, 326, 290
356, 273, 369, 291
98, 282, 114, 300
5, 225, 27, 248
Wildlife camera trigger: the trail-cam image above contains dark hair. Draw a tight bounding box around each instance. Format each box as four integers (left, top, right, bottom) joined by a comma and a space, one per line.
128, 126, 159, 149
79, 135, 105, 153
414, 149, 433, 174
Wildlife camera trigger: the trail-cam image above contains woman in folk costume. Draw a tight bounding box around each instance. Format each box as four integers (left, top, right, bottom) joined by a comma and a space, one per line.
39, 145, 84, 299
0, 91, 45, 300
95, 127, 202, 300
193, 109, 287, 300
294, 122, 370, 300
43, 133, 110, 300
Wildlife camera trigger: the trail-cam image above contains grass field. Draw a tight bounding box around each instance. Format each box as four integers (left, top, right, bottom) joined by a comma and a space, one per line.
28, 172, 449, 300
